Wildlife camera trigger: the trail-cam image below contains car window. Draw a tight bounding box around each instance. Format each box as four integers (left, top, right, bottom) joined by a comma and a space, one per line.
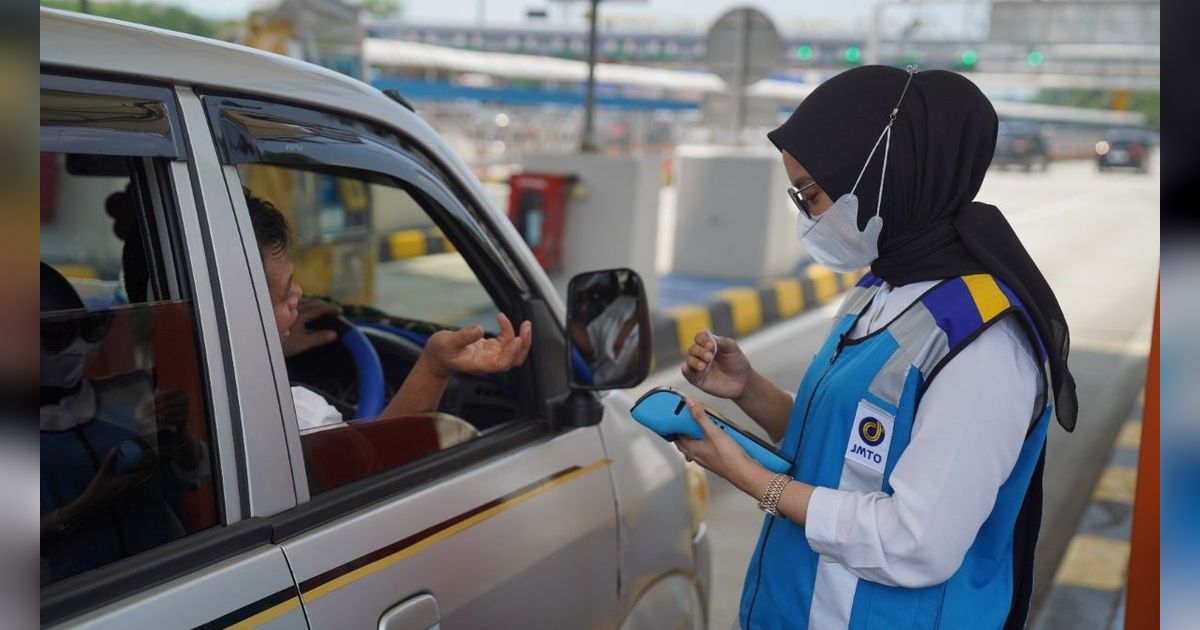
209, 97, 535, 496
39, 148, 219, 586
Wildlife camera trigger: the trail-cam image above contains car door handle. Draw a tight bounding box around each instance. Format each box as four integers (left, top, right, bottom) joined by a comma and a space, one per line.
379, 593, 441, 630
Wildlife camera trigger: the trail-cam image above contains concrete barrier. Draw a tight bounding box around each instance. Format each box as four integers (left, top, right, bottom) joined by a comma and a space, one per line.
650, 263, 863, 371
377, 226, 455, 262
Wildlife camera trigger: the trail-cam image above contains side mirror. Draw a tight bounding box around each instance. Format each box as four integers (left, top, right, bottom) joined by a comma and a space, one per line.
566, 268, 652, 391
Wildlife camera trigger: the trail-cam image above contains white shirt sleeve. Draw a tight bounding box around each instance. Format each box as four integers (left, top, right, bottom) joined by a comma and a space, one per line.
803, 315, 1043, 588
291, 385, 344, 432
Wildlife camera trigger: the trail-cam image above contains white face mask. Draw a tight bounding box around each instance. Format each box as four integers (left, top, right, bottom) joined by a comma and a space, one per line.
796, 66, 915, 272
41, 337, 101, 390
796, 124, 892, 272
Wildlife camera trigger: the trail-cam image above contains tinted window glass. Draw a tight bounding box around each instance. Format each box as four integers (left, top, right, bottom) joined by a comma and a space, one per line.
40, 142, 219, 583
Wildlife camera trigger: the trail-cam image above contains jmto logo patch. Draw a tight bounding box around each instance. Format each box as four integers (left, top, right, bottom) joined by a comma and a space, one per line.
845, 401, 894, 474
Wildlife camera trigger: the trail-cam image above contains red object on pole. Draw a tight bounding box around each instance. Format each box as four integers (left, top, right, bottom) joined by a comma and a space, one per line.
1125, 283, 1159, 629
507, 172, 576, 272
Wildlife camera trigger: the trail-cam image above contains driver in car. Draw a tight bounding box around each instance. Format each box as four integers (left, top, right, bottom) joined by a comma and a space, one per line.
245, 193, 533, 431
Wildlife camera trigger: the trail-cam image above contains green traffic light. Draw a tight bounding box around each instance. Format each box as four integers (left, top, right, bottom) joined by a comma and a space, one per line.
1027, 50, 1044, 66
844, 46, 861, 63
796, 45, 813, 61
961, 49, 978, 67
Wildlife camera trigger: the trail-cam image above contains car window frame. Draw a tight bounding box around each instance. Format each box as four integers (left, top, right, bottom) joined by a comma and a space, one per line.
38, 71, 269, 625
199, 91, 530, 299
198, 91, 573, 536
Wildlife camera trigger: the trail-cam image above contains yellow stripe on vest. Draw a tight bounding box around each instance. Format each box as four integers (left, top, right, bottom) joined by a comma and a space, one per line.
963, 274, 1009, 322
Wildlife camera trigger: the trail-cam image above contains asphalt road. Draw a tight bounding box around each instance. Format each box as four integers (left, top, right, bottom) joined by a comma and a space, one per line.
642, 157, 1160, 629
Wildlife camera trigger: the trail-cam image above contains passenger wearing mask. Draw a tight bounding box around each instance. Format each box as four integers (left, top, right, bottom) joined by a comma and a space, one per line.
671, 66, 1077, 629
40, 264, 205, 584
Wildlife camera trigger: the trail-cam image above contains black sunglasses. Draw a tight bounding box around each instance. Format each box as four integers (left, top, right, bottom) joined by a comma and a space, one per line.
41, 311, 112, 352
787, 180, 820, 219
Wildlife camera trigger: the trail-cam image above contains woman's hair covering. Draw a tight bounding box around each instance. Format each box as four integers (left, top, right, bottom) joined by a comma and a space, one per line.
769, 66, 1077, 431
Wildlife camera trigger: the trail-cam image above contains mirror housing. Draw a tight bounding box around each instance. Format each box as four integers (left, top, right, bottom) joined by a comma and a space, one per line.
565, 268, 652, 391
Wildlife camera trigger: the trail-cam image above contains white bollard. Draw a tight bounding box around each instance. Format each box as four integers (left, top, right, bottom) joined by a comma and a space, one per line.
671, 145, 806, 280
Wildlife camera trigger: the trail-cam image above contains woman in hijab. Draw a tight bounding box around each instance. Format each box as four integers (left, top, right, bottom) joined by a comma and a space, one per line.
672, 65, 1077, 629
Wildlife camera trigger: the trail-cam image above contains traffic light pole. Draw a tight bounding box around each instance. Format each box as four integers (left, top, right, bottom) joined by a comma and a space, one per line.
580, 0, 600, 153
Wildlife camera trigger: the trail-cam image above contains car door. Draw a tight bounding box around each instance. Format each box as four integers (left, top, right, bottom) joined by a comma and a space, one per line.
198, 92, 621, 629
39, 74, 305, 628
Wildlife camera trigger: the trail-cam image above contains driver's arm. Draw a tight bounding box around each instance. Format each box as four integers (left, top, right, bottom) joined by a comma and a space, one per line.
379, 313, 532, 419
379, 353, 450, 418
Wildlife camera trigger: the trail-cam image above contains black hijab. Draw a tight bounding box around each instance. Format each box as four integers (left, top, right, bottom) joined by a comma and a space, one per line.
768, 66, 1078, 431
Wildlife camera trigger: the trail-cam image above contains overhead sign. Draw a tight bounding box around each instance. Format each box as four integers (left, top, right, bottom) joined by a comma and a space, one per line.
705, 7, 781, 88
704, 7, 781, 143
990, 0, 1159, 46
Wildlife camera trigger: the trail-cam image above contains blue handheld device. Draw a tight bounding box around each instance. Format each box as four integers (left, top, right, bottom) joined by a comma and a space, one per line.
629, 386, 792, 474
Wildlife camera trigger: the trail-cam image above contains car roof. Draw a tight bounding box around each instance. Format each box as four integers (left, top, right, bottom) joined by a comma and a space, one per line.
40, 8, 562, 315
40, 8, 452, 176
43, 9, 407, 124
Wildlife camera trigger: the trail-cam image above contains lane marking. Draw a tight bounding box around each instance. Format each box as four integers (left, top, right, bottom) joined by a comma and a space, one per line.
1115, 420, 1142, 450
1052, 534, 1131, 591
1092, 466, 1138, 504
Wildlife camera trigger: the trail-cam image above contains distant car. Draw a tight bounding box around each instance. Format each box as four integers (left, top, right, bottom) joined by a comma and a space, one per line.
1096, 129, 1152, 173
993, 122, 1050, 172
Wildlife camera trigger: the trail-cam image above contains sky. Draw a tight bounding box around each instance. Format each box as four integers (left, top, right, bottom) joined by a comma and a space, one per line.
169, 0, 989, 39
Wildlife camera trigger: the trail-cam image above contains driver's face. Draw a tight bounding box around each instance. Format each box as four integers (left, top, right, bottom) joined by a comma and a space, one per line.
264, 248, 302, 337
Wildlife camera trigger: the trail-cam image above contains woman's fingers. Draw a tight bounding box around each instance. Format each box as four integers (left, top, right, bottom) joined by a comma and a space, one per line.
687, 344, 714, 362
686, 356, 707, 372
675, 436, 699, 460
692, 331, 716, 351
714, 334, 740, 354
99, 447, 119, 474
684, 396, 709, 430
690, 401, 720, 435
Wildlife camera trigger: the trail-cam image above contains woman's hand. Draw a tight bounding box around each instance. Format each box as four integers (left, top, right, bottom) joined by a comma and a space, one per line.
673, 396, 759, 483
69, 448, 147, 520
681, 332, 753, 400
421, 313, 533, 379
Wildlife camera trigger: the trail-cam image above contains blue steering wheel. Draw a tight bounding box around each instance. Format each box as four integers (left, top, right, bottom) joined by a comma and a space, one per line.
329, 317, 387, 419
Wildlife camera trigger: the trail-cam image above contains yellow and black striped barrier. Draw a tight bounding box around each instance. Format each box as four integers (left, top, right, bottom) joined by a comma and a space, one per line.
1032, 390, 1144, 629
651, 264, 864, 371
377, 226, 456, 262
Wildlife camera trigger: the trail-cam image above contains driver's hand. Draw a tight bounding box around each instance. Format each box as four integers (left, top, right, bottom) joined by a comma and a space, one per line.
422, 313, 533, 379
282, 298, 341, 358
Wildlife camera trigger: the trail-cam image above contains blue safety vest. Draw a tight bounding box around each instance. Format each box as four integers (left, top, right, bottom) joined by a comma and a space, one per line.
738, 272, 1053, 630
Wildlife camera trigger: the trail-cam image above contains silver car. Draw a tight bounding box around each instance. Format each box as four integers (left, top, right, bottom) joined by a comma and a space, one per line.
39, 8, 709, 629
